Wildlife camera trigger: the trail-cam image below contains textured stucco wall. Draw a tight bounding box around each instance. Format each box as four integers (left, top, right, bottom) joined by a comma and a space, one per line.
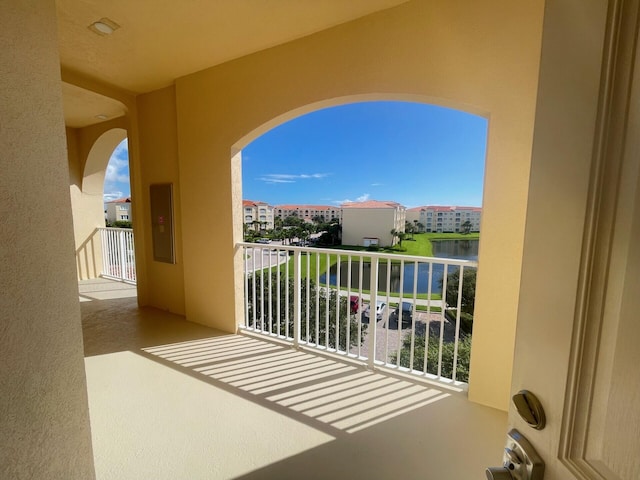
342, 208, 398, 247
136, 86, 186, 315
0, 1, 96, 478
162, 0, 545, 411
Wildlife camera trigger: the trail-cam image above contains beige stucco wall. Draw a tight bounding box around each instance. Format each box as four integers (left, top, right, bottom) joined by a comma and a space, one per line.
136, 86, 186, 315
152, 0, 546, 411
0, 1, 96, 478
342, 208, 401, 247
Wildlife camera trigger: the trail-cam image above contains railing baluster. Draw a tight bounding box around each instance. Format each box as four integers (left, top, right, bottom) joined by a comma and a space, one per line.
325, 252, 330, 349
293, 250, 301, 348
346, 255, 352, 355
384, 258, 391, 365
335, 255, 341, 353
424, 262, 433, 374
251, 248, 257, 330
268, 247, 273, 334
409, 260, 419, 371
396, 260, 405, 368
438, 264, 449, 378
244, 246, 249, 329
368, 257, 379, 369
315, 253, 320, 346
276, 248, 281, 337
357, 256, 364, 358
452, 265, 465, 383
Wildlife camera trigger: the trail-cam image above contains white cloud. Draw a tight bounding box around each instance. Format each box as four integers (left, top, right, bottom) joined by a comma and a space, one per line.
371, 183, 383, 187
103, 191, 124, 202
259, 173, 329, 184
105, 139, 130, 183
333, 193, 370, 205
103, 139, 130, 201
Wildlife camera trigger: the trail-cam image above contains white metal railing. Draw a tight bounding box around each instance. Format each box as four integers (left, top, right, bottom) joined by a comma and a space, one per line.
238, 242, 478, 386
99, 227, 136, 284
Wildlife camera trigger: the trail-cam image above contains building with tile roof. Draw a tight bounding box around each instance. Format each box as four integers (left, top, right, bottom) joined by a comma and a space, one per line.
341, 200, 406, 247
406, 205, 482, 233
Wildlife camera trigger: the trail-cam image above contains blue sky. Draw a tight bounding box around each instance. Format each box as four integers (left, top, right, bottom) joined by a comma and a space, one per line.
242, 101, 487, 208
103, 139, 130, 202
105, 101, 487, 208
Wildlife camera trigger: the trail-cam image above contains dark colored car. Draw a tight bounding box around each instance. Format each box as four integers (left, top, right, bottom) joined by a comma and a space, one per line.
395, 301, 413, 324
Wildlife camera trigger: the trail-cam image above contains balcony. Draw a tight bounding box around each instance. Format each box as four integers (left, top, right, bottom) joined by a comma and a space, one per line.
239, 242, 476, 385
81, 279, 506, 479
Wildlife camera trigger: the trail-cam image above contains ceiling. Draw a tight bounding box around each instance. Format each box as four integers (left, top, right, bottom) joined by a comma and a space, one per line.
57, 0, 409, 128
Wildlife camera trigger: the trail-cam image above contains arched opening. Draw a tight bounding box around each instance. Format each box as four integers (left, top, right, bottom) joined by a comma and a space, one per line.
234, 98, 487, 386
70, 127, 132, 283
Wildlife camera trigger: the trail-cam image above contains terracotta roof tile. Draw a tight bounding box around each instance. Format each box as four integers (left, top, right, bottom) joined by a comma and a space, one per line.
341, 200, 404, 209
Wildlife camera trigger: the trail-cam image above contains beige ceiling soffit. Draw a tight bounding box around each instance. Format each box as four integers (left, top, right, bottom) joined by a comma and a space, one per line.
61, 67, 136, 106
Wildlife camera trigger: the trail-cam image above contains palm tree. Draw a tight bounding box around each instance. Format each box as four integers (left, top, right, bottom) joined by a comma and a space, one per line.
390, 228, 406, 246
405, 221, 415, 239
461, 220, 473, 234
390, 228, 398, 245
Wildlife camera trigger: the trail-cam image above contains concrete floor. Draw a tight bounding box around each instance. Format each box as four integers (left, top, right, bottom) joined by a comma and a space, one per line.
80, 279, 507, 480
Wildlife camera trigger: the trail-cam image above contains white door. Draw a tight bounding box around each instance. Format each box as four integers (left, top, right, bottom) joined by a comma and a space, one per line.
508, 1, 640, 479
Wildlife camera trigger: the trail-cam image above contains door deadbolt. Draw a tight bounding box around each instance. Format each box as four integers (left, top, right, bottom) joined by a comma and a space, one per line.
485, 429, 544, 480
512, 390, 546, 430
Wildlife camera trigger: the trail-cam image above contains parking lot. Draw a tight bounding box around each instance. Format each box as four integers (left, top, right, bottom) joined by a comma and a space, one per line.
351, 308, 457, 364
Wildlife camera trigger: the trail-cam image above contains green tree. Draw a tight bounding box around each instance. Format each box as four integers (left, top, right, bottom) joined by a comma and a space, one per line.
461, 220, 473, 234
246, 272, 365, 350
443, 267, 476, 315
393, 333, 472, 382
442, 267, 476, 335
405, 221, 415, 239
318, 220, 342, 246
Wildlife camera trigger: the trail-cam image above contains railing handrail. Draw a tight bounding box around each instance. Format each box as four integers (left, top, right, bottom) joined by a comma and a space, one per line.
236, 241, 478, 267
98, 226, 133, 232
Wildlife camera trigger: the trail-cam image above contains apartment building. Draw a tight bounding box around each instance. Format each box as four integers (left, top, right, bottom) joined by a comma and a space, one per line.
242, 200, 274, 230
105, 197, 132, 224
5, 2, 636, 479
274, 204, 342, 223
341, 200, 406, 247
407, 205, 481, 233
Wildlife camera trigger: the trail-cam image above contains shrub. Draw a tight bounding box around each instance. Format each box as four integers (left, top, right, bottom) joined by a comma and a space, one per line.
246, 272, 365, 350
392, 333, 472, 382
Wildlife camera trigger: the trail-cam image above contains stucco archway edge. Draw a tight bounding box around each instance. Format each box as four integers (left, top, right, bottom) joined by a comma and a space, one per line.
231, 93, 489, 156
82, 127, 128, 195
149, 0, 545, 411
70, 126, 128, 280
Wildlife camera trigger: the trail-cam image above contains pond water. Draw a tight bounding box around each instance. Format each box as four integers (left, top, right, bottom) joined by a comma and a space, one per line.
319, 239, 478, 295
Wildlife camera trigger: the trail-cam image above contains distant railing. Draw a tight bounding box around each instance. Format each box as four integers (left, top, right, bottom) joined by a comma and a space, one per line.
99, 227, 136, 284
238, 242, 477, 386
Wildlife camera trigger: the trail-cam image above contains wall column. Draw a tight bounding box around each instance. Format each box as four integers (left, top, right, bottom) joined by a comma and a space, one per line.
0, 1, 96, 478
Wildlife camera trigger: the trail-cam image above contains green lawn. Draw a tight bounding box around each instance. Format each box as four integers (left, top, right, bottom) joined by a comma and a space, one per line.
271, 233, 478, 300
256, 233, 478, 303
398, 232, 479, 257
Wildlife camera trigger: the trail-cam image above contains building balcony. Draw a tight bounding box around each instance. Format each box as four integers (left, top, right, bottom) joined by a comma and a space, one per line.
81, 279, 506, 479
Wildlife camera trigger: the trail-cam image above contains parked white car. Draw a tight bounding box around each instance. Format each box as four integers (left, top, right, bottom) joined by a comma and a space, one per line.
363, 300, 386, 321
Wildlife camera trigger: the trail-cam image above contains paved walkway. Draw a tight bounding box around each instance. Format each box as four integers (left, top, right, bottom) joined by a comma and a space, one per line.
243, 246, 290, 273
